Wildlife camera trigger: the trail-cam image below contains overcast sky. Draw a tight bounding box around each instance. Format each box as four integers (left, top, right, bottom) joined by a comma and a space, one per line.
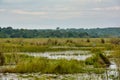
0, 0, 120, 29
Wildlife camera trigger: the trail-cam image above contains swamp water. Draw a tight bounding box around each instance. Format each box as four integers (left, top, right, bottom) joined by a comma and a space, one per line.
0, 73, 109, 80
25, 51, 92, 60
0, 50, 119, 80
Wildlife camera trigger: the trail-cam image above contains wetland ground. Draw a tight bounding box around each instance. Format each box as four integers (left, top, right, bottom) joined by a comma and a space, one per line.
0, 38, 120, 80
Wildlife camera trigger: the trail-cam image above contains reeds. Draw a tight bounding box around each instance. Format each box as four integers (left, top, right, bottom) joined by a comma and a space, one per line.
0, 38, 112, 52
14, 58, 86, 74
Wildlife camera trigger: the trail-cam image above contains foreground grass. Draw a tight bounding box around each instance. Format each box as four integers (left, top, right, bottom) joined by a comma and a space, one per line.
16, 58, 104, 74
15, 58, 85, 74
0, 48, 110, 74
1, 56, 105, 74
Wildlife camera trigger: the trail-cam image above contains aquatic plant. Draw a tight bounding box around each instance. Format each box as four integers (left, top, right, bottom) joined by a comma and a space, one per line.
14, 58, 86, 74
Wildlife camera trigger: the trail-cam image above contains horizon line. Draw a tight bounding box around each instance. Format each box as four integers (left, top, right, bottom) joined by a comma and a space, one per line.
0, 26, 120, 30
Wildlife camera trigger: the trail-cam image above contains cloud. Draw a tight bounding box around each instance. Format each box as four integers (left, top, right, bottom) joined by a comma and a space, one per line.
0, 0, 120, 29
104, 6, 120, 10
3, 0, 33, 3
11, 10, 47, 15
93, 6, 120, 11
49, 11, 81, 20
0, 9, 6, 12
40, 6, 74, 12
8, 8, 81, 20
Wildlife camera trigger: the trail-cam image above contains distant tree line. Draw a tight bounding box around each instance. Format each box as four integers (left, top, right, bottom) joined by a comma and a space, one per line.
0, 27, 120, 38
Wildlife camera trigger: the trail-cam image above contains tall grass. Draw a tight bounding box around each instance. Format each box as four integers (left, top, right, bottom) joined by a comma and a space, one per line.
0, 38, 114, 52
0, 38, 119, 75
85, 48, 111, 68
0, 52, 5, 66
0, 52, 107, 74
14, 58, 86, 74
4, 53, 33, 65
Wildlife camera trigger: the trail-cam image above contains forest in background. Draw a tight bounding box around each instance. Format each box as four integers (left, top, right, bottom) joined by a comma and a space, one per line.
0, 27, 120, 38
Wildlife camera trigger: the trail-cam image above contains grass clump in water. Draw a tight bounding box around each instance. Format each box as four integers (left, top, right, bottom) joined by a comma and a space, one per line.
85, 48, 110, 68
14, 58, 85, 74
15, 57, 48, 73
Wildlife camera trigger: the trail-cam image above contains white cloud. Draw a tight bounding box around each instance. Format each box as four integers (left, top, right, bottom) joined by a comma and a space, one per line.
3, 0, 33, 3
93, 6, 120, 11
105, 6, 120, 10
8, 8, 82, 20
11, 10, 47, 15
0, 9, 6, 12
49, 11, 81, 20
0, 0, 120, 28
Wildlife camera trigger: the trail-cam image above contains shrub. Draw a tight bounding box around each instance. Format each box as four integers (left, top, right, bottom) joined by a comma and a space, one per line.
86, 38, 90, 43
101, 38, 105, 44
85, 57, 95, 65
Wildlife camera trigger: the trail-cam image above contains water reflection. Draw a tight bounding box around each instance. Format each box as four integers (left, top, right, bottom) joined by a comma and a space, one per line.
26, 51, 92, 60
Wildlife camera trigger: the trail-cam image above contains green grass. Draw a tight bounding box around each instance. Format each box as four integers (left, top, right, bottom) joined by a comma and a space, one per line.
4, 53, 33, 65
0, 38, 119, 75
0, 55, 107, 74
0, 51, 107, 74
14, 58, 85, 74
0, 38, 115, 52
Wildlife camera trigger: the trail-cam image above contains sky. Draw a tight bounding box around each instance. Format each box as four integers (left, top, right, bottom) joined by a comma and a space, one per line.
0, 0, 120, 29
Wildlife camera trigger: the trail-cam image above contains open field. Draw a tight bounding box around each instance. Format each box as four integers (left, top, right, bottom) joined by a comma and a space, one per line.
0, 38, 120, 80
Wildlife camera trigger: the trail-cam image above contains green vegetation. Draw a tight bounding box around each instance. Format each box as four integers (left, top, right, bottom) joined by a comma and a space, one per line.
0, 38, 114, 52
0, 52, 5, 66
85, 49, 110, 68
101, 38, 105, 44
0, 27, 120, 38
110, 38, 120, 45
2, 56, 106, 74
0, 37, 119, 80
4, 53, 33, 65
15, 58, 85, 74
111, 45, 120, 79
1, 48, 110, 74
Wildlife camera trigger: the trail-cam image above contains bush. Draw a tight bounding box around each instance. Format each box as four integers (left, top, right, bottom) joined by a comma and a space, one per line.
101, 38, 105, 44
85, 57, 95, 65
86, 38, 90, 43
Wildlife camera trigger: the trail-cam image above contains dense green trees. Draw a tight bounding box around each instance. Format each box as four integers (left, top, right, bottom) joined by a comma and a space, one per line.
0, 27, 120, 38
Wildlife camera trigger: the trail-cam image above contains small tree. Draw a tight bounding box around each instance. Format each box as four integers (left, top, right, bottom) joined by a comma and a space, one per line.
101, 38, 105, 44
87, 38, 90, 43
